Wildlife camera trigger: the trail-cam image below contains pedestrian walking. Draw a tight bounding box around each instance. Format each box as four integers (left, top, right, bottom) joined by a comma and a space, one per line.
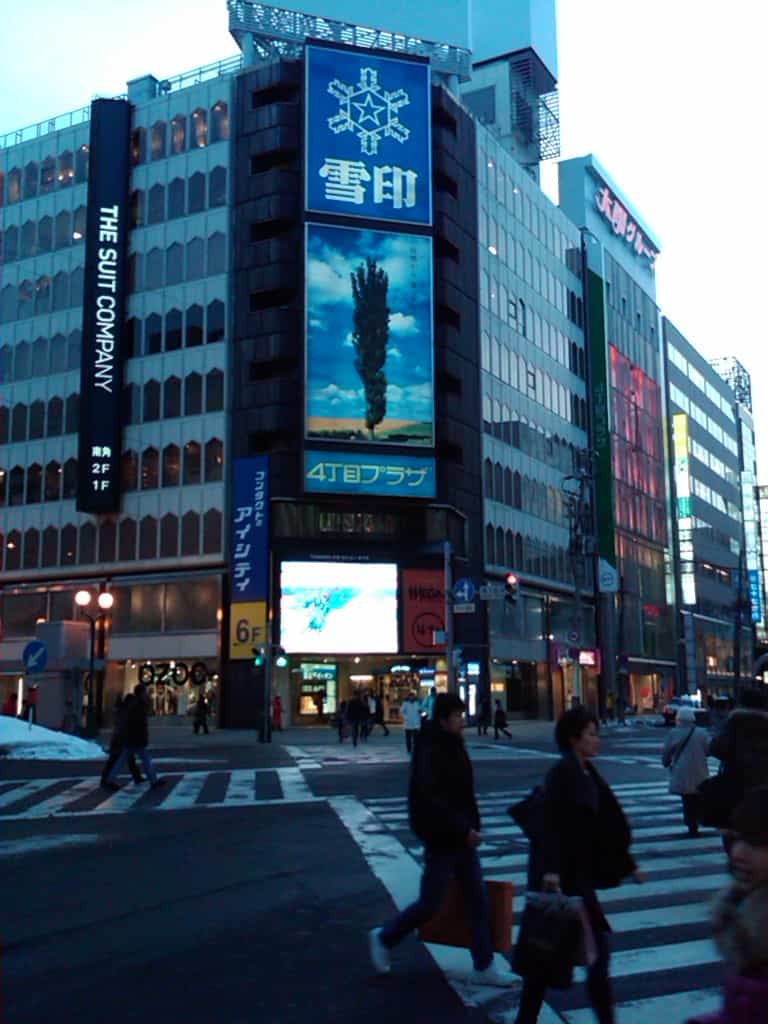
2, 691, 16, 716
102, 683, 163, 791
335, 700, 348, 742
346, 691, 367, 748
420, 686, 436, 728
193, 690, 209, 735
661, 705, 710, 836
493, 700, 512, 741
363, 691, 377, 738
271, 693, 283, 732
477, 693, 491, 736
686, 786, 768, 1024
401, 692, 422, 754
367, 694, 390, 737
707, 691, 768, 842
513, 707, 643, 1024
368, 693, 517, 986
100, 694, 143, 786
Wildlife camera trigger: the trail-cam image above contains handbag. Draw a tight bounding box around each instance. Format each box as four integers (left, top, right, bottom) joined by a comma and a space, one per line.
508, 785, 549, 840
670, 726, 696, 767
697, 771, 743, 829
512, 891, 583, 989
418, 878, 514, 954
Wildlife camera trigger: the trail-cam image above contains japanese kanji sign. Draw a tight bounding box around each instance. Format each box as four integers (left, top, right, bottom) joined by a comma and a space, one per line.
304, 450, 436, 498
305, 43, 431, 226
594, 182, 659, 267
231, 457, 270, 603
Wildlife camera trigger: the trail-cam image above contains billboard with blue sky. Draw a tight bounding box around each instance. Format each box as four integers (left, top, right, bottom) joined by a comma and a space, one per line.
305, 222, 434, 447
305, 43, 431, 226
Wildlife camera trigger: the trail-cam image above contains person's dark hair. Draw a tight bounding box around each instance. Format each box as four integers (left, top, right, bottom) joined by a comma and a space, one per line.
739, 688, 768, 710
134, 682, 146, 696
731, 786, 768, 846
434, 692, 465, 721
554, 706, 599, 753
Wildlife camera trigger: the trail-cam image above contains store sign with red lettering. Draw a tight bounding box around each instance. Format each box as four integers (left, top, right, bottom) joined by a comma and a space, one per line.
401, 569, 446, 652
594, 184, 659, 267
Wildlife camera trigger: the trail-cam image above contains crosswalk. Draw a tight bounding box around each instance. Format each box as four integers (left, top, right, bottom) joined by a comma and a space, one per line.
285, 742, 560, 771
0, 768, 317, 820
361, 779, 727, 1023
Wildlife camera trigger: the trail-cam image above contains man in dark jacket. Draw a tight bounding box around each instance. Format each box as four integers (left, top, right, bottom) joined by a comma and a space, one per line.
345, 692, 367, 748
102, 684, 163, 791
100, 694, 143, 786
368, 693, 516, 986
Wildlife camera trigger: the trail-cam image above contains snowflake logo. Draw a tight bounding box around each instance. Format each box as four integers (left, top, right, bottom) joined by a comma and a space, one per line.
327, 67, 410, 156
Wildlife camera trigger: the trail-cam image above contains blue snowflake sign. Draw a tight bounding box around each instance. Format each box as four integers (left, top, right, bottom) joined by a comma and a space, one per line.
305, 43, 432, 226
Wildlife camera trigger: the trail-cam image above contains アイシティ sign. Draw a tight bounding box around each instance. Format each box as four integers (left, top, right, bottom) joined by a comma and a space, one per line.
304, 450, 436, 498
305, 43, 431, 226
231, 457, 269, 603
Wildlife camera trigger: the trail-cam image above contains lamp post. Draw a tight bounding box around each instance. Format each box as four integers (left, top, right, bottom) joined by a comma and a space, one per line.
75, 589, 114, 734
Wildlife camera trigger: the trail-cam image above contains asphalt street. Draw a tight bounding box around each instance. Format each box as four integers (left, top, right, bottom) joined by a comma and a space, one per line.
1, 720, 727, 1024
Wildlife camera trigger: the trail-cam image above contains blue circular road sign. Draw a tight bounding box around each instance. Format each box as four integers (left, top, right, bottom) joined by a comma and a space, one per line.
22, 640, 48, 674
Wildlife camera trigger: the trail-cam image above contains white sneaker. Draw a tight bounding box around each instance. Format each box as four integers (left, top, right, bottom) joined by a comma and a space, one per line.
368, 927, 391, 974
470, 961, 517, 987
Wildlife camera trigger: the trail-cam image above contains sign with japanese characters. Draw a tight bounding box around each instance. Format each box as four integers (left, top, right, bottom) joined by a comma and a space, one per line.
305, 222, 434, 448
231, 457, 270, 603
77, 98, 131, 513
229, 601, 267, 661
401, 569, 446, 652
305, 43, 431, 226
673, 414, 696, 606
594, 180, 659, 267
304, 450, 435, 498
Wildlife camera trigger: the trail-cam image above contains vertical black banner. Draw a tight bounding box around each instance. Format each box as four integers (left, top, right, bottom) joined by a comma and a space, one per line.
77, 98, 131, 513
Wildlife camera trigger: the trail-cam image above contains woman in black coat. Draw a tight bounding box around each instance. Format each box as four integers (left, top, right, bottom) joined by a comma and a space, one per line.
515, 707, 643, 1024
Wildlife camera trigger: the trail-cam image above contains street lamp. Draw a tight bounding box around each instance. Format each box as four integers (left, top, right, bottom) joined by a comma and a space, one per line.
75, 589, 114, 734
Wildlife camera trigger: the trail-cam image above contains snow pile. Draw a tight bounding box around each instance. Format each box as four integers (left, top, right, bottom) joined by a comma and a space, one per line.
0, 717, 105, 760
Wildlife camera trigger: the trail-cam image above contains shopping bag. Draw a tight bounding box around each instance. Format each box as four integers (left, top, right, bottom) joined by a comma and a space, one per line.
512, 892, 583, 989
419, 878, 514, 953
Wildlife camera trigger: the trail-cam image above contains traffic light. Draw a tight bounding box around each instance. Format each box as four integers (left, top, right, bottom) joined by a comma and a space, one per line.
274, 647, 288, 668
505, 573, 519, 604
252, 647, 265, 667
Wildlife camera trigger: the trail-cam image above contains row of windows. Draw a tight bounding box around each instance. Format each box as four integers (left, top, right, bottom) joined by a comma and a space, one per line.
483, 460, 569, 525
667, 345, 735, 419
130, 168, 226, 226
128, 234, 226, 292
131, 102, 229, 164
1, 511, 222, 573
2, 207, 87, 262
1, 395, 80, 444
482, 404, 579, 474
5, 146, 89, 204
480, 275, 579, 372
614, 480, 667, 544
691, 477, 741, 521
481, 339, 583, 426
484, 524, 576, 585
0, 331, 82, 381
0, 269, 83, 324
123, 372, 224, 424
690, 439, 740, 489
670, 384, 739, 457
124, 300, 225, 358
1, 440, 223, 506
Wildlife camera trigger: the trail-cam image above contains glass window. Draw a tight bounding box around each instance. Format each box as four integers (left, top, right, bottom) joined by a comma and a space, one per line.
26, 464, 42, 503
24, 161, 38, 199
141, 447, 159, 489
111, 583, 163, 633
65, 394, 79, 434
34, 277, 51, 317
58, 150, 74, 187
166, 243, 183, 286
0, 285, 15, 323
55, 210, 71, 249
203, 509, 222, 554
162, 444, 180, 487
207, 299, 224, 343
145, 313, 162, 355
205, 438, 223, 481
4, 225, 18, 261
29, 400, 45, 439
52, 272, 68, 311
7, 167, 21, 204
206, 369, 223, 411
60, 524, 77, 565
181, 511, 200, 556
70, 268, 84, 307
47, 396, 63, 435
45, 461, 61, 501
210, 101, 229, 142
148, 184, 165, 224
75, 144, 89, 182
143, 379, 160, 421
1, 591, 46, 633
121, 450, 138, 491
188, 172, 205, 213
209, 166, 226, 207
186, 304, 203, 347
186, 237, 204, 279
67, 330, 81, 370
145, 248, 163, 289
168, 178, 185, 219
79, 523, 96, 564
183, 441, 201, 484
160, 514, 179, 558
191, 108, 208, 148
38, 216, 52, 253
207, 232, 226, 275
170, 114, 186, 154
166, 576, 219, 628
9, 466, 24, 505
0, 345, 12, 382
21, 220, 36, 258
118, 519, 137, 561
42, 526, 58, 567
11, 403, 27, 442
99, 519, 116, 561
165, 308, 182, 351
150, 121, 166, 160
139, 516, 157, 560
131, 128, 146, 165
185, 372, 202, 415
163, 376, 181, 418
40, 155, 55, 194
129, 189, 144, 228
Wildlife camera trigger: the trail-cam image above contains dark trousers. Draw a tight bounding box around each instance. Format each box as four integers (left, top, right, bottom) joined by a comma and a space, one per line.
405, 729, 419, 754
351, 721, 363, 747
494, 725, 512, 740
369, 720, 390, 736
380, 846, 493, 972
515, 928, 613, 1024
682, 793, 700, 835
101, 742, 142, 784
477, 720, 489, 736
194, 719, 209, 734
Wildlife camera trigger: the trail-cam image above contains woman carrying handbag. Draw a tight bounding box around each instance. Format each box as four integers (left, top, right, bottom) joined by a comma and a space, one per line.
512, 707, 643, 1024
662, 705, 710, 836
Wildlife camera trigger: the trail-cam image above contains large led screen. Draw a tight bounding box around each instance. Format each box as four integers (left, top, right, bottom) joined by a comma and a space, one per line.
305, 222, 434, 447
280, 561, 399, 654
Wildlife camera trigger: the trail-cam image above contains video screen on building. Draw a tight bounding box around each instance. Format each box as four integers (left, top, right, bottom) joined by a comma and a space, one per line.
305, 222, 434, 447
279, 560, 398, 654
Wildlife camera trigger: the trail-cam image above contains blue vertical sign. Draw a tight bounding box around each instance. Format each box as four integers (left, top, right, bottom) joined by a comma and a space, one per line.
748, 568, 763, 624
231, 457, 270, 602
305, 44, 432, 226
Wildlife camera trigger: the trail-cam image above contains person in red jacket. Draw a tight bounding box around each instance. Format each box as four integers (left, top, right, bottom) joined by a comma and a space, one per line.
2, 691, 17, 716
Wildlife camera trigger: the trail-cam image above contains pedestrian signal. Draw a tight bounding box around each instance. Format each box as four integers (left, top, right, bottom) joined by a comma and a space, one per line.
274, 647, 288, 668
252, 647, 265, 667
504, 573, 519, 604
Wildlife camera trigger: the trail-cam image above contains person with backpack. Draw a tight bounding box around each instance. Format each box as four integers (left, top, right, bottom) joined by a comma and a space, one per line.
662, 705, 710, 837
493, 700, 512, 741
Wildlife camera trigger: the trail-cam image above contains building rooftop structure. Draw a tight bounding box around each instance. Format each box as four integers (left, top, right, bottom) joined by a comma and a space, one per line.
709, 356, 753, 413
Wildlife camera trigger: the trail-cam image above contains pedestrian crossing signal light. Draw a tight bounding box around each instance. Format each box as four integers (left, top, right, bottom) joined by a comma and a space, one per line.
505, 573, 519, 604
274, 647, 288, 668
252, 647, 265, 667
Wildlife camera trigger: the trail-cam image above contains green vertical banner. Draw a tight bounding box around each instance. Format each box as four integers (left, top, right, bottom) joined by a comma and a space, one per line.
585, 239, 617, 593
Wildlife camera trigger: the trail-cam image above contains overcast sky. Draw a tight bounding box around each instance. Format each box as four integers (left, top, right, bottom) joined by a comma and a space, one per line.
2, 0, 765, 476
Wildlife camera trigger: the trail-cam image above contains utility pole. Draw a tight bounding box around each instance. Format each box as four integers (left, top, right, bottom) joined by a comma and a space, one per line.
562, 448, 596, 707
444, 540, 455, 694
734, 547, 745, 702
